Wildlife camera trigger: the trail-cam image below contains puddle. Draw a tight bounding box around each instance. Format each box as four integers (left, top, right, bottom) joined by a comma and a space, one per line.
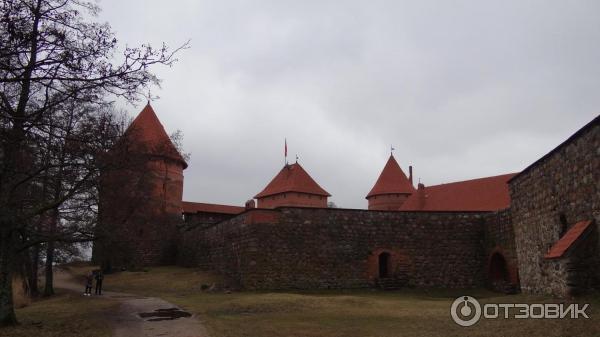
138, 307, 192, 322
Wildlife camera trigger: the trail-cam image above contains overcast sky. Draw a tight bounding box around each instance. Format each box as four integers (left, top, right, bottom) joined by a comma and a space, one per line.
98, 0, 599, 209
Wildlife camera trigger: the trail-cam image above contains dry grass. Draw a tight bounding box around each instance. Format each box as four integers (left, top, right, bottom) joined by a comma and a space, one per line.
0, 289, 117, 337
102, 265, 221, 297
104, 266, 600, 337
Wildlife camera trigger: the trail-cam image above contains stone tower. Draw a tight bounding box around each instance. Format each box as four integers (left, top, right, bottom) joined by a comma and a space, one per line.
366, 154, 415, 210
255, 162, 330, 208
93, 104, 187, 270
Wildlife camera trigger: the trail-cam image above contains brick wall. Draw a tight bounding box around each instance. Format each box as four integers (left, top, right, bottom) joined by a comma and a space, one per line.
94, 157, 183, 270
178, 207, 489, 290
367, 193, 411, 210
509, 117, 600, 296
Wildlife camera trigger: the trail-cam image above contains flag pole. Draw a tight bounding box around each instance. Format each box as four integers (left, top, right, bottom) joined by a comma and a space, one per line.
285, 138, 288, 166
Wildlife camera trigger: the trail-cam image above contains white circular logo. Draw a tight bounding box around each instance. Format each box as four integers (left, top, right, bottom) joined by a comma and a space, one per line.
451, 296, 482, 326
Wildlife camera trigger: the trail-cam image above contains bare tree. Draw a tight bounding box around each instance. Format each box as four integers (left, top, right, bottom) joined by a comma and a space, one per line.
38, 102, 122, 296
0, 0, 187, 325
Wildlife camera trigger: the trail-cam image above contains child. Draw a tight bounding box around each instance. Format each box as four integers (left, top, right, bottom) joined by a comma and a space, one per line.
84, 271, 93, 296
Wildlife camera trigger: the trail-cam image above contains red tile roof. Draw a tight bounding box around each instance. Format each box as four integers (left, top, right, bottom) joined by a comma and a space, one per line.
545, 220, 593, 259
367, 155, 415, 198
182, 201, 244, 215
255, 163, 330, 198
399, 173, 517, 211
126, 104, 187, 168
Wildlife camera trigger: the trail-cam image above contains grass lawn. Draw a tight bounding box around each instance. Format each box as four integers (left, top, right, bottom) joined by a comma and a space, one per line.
101, 266, 600, 337
0, 289, 118, 337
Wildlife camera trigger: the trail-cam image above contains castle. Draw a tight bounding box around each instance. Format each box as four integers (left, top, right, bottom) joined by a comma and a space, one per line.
93, 104, 599, 297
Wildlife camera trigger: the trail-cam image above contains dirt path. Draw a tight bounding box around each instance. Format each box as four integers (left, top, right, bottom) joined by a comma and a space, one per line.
54, 269, 209, 337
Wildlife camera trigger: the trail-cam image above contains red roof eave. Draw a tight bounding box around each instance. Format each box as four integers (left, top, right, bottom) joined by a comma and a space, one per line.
181, 201, 244, 215
545, 220, 593, 259
255, 189, 331, 199
366, 191, 413, 199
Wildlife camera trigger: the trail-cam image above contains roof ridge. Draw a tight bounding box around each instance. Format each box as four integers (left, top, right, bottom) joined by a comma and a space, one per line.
424, 172, 518, 188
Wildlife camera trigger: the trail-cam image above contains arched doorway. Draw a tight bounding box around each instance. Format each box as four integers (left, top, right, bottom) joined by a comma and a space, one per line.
378, 252, 391, 278
488, 252, 510, 291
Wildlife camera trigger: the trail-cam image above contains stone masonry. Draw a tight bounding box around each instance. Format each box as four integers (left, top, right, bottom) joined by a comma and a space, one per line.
509, 116, 599, 297
179, 207, 490, 289
483, 209, 519, 290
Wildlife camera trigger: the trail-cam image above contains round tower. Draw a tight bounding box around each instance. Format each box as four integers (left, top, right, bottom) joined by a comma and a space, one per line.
94, 104, 187, 270
366, 154, 415, 210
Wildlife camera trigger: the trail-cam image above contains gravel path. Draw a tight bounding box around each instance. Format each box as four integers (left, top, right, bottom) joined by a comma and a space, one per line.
54, 269, 209, 337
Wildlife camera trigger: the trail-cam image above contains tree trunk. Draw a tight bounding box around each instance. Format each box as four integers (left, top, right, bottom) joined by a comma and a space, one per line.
43, 210, 58, 297
43, 240, 54, 297
0, 1, 43, 324
29, 245, 40, 298
0, 229, 17, 326
21, 247, 33, 298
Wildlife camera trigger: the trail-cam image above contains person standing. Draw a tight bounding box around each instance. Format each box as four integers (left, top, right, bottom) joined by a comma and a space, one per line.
94, 270, 104, 295
84, 272, 93, 296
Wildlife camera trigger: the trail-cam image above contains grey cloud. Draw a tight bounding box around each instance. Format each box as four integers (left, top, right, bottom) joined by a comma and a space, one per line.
99, 0, 600, 208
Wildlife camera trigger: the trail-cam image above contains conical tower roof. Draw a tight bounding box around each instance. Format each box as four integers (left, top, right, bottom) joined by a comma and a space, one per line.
255, 163, 330, 198
366, 154, 414, 198
125, 103, 187, 168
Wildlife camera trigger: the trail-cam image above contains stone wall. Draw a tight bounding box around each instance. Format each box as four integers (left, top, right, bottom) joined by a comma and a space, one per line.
177, 211, 242, 268
509, 116, 600, 296
178, 207, 489, 290
483, 209, 519, 290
